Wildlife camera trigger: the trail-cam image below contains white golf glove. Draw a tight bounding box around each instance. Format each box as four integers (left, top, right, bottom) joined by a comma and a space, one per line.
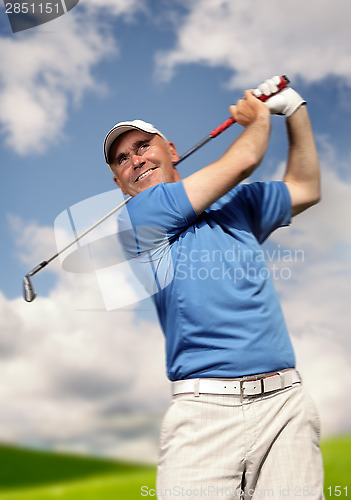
254, 76, 306, 117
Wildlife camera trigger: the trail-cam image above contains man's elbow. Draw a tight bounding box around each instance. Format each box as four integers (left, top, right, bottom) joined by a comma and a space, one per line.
310, 182, 322, 206
240, 151, 263, 179
305, 185, 321, 208
285, 181, 321, 216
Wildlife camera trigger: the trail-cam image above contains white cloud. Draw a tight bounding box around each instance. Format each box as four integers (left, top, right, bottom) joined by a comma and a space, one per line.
0, 0, 144, 155
83, 0, 144, 18
156, 0, 351, 89
293, 334, 351, 437
8, 213, 58, 267
0, 278, 169, 461
2, 210, 170, 461
270, 140, 351, 344
264, 140, 351, 436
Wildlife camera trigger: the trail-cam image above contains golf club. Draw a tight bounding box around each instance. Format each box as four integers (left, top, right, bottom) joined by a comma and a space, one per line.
23, 75, 290, 302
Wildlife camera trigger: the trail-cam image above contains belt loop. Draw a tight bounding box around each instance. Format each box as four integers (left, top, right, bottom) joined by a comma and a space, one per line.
277, 371, 284, 389
240, 380, 244, 398
194, 379, 200, 397
260, 378, 264, 393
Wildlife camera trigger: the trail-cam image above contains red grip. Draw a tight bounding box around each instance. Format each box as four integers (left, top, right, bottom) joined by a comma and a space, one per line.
210, 117, 236, 138
209, 75, 290, 138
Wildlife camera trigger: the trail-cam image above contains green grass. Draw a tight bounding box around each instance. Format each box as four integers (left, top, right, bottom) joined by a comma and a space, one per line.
321, 436, 351, 497
0, 436, 349, 499
0, 444, 156, 499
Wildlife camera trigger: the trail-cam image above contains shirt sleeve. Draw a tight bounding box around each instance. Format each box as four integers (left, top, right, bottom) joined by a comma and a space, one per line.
123, 180, 197, 236
234, 181, 292, 243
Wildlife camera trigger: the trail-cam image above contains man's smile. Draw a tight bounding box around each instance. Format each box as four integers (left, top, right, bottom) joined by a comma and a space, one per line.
135, 167, 158, 183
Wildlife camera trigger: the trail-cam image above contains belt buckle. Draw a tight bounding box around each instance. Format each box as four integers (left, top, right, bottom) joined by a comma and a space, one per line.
240, 378, 264, 397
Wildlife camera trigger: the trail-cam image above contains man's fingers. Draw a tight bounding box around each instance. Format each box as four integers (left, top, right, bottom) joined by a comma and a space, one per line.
229, 104, 238, 121
243, 89, 256, 100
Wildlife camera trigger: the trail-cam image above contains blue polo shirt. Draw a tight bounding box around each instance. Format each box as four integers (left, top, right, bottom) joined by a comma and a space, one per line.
118, 180, 295, 381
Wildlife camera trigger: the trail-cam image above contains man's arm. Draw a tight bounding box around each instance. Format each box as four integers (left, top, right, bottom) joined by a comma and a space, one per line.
283, 105, 321, 216
182, 90, 271, 215
257, 77, 321, 217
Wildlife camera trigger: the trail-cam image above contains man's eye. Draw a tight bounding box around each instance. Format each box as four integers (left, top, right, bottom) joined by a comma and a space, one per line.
118, 155, 128, 166
137, 143, 150, 155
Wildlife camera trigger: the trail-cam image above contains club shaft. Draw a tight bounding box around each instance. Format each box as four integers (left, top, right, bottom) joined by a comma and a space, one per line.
23, 75, 290, 299
28, 196, 133, 278
175, 136, 212, 165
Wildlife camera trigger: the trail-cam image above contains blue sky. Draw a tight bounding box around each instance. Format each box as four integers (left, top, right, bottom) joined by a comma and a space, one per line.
0, 0, 351, 462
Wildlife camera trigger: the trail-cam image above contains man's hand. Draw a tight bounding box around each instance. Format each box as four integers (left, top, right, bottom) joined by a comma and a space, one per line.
254, 76, 306, 117
229, 90, 270, 127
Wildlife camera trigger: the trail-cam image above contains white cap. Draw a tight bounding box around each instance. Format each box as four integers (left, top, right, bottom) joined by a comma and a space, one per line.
103, 119, 167, 164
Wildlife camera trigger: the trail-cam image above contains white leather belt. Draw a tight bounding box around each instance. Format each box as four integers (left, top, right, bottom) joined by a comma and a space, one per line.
172, 369, 301, 398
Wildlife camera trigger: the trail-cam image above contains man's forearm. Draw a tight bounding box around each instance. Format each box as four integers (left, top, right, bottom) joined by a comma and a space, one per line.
183, 94, 270, 214
283, 105, 321, 216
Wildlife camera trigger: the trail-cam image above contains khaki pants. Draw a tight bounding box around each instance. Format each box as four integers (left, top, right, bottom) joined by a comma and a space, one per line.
157, 384, 324, 499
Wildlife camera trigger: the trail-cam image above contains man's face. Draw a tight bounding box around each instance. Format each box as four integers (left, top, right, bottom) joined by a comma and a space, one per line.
109, 130, 181, 197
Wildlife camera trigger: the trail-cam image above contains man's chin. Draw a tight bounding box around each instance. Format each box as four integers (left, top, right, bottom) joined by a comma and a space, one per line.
135, 175, 163, 193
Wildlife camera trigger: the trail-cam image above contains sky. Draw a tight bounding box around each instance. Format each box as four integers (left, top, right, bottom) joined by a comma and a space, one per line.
0, 0, 351, 463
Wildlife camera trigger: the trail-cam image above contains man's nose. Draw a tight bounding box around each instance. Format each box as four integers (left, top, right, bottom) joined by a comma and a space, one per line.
132, 154, 145, 167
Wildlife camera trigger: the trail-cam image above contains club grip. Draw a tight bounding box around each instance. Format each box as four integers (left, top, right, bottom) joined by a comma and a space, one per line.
210, 117, 236, 138
210, 75, 290, 138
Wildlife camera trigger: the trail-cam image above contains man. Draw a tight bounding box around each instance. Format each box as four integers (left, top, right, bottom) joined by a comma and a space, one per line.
103, 77, 323, 499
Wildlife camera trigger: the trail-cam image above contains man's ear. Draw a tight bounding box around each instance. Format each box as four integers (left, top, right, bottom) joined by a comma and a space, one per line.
168, 142, 180, 164
113, 176, 128, 195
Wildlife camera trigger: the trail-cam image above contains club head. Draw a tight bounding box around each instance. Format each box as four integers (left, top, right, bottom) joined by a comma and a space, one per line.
23, 275, 37, 302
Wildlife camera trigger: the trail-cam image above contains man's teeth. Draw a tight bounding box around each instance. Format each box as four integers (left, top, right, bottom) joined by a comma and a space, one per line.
137, 169, 155, 181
